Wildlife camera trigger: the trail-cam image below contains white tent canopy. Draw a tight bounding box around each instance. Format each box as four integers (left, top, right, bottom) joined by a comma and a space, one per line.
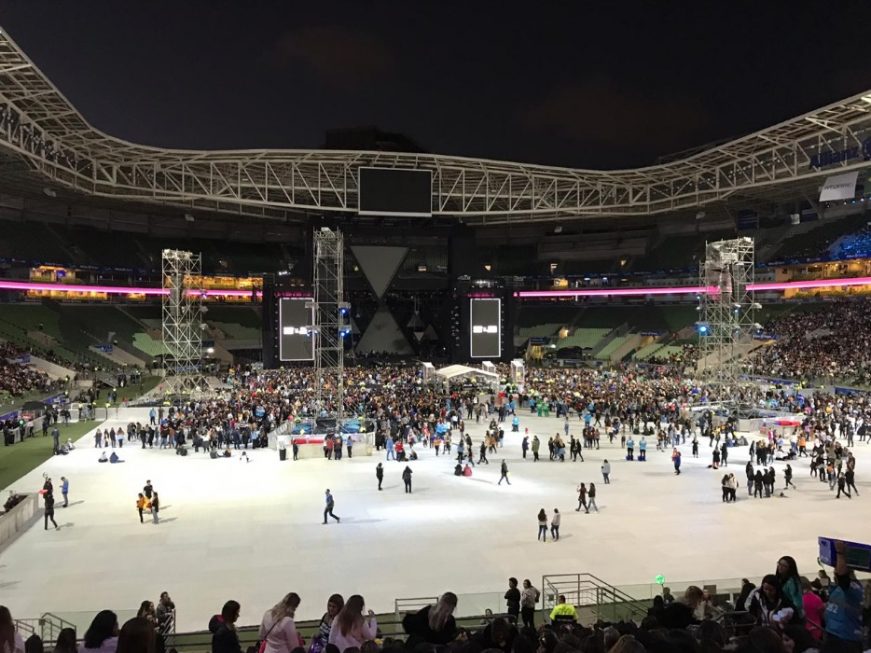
434, 364, 501, 391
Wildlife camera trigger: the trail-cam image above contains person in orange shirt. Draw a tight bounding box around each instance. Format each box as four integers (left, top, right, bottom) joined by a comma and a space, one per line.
136, 493, 148, 523
798, 434, 807, 457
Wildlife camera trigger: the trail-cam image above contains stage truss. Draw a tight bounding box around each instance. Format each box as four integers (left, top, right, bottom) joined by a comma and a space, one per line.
698, 237, 757, 396
311, 228, 347, 422
161, 248, 207, 395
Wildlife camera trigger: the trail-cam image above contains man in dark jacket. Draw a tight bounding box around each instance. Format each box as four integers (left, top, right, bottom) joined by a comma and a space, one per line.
211, 601, 241, 653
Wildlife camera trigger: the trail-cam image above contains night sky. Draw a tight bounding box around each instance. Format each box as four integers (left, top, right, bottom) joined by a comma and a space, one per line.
2, 1, 871, 169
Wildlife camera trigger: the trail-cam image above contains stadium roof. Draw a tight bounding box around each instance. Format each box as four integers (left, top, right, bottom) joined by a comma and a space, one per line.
2, 26, 871, 225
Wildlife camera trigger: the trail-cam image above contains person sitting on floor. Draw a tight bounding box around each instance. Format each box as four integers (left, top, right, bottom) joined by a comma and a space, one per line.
98, 451, 109, 463
109, 451, 123, 463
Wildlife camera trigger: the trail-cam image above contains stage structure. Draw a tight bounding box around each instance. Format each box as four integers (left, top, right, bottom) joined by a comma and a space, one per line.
697, 237, 759, 395
161, 249, 207, 395
311, 228, 349, 422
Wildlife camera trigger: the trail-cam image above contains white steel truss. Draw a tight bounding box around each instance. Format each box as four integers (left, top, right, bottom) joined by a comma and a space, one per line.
697, 237, 757, 393
3, 27, 871, 225
162, 248, 207, 395
312, 228, 346, 423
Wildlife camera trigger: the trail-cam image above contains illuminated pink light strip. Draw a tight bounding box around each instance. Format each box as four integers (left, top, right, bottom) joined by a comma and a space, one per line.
0, 280, 264, 297
518, 276, 871, 298
517, 285, 719, 298
748, 276, 871, 291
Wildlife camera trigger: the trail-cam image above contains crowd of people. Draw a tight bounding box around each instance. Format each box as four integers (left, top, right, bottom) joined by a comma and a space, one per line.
0, 343, 58, 400
2, 543, 868, 653
750, 302, 871, 386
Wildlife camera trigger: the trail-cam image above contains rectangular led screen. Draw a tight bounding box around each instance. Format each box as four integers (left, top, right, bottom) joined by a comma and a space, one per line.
358, 167, 432, 217
279, 298, 314, 361
470, 297, 501, 359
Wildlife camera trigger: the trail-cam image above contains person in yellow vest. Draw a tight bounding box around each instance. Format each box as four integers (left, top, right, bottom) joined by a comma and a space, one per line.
549, 595, 577, 624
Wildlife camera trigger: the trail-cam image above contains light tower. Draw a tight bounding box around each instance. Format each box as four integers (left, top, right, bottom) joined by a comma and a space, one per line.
697, 237, 758, 400
161, 248, 207, 395
311, 228, 348, 423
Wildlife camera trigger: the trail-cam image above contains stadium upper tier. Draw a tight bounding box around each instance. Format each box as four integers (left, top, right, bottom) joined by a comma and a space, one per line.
2, 28, 871, 224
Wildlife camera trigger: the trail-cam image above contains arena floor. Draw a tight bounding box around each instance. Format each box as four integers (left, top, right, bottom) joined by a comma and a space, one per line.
2, 409, 869, 632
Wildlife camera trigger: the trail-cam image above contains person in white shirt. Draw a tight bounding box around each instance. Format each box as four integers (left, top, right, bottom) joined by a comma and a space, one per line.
550, 508, 561, 541
328, 595, 377, 652
258, 593, 301, 653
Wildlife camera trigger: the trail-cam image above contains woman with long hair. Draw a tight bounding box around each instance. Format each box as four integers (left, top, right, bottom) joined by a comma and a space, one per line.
81, 611, 120, 653
537, 509, 548, 542
746, 574, 796, 628
136, 602, 156, 627
402, 592, 457, 647
313, 594, 344, 648
52, 629, 77, 653
259, 593, 302, 653
776, 556, 804, 621
116, 618, 156, 653
327, 595, 376, 653
0, 606, 24, 653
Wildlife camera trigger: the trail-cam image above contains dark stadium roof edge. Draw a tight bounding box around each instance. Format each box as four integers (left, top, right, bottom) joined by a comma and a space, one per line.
2, 25, 871, 224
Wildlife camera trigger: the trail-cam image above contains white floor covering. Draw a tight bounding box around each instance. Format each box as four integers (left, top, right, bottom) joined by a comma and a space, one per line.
2, 410, 870, 632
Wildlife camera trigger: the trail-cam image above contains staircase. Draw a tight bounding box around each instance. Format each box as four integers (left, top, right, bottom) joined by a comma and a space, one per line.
541, 573, 650, 624
14, 613, 78, 644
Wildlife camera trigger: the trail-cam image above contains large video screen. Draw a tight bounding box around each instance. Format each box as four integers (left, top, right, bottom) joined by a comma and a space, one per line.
279, 298, 314, 361
470, 298, 501, 359
358, 167, 432, 217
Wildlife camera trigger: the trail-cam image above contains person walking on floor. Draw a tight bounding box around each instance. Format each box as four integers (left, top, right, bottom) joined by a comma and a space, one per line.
51, 425, 60, 455
537, 509, 548, 542
550, 509, 561, 541
498, 460, 511, 485
60, 476, 69, 507
576, 482, 588, 513
376, 463, 384, 491
44, 491, 58, 530
746, 462, 754, 496
601, 460, 611, 484
402, 466, 413, 493
136, 493, 148, 523
845, 468, 859, 496
587, 482, 598, 512
531, 435, 540, 462
784, 464, 796, 489
323, 489, 340, 524
836, 473, 851, 499
151, 491, 160, 523
672, 448, 682, 475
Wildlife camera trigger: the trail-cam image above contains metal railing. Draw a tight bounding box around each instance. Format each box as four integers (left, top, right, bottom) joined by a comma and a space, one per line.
13, 613, 78, 644
394, 596, 439, 621
542, 573, 651, 623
